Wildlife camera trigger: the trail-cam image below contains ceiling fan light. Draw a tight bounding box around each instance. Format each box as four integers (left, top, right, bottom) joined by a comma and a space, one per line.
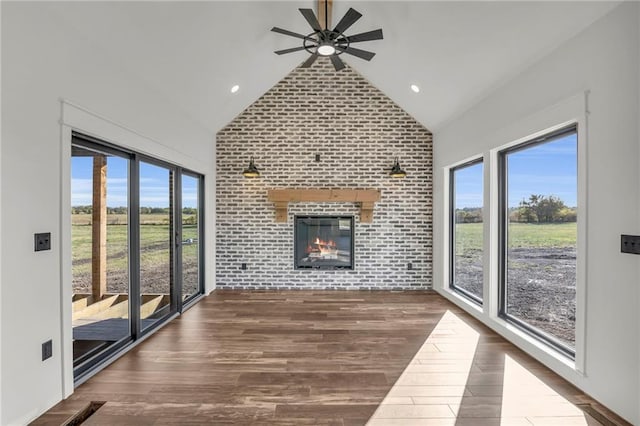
317, 43, 336, 56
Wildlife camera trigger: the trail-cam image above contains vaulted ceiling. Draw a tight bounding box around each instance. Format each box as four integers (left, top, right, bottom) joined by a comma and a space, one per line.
44, 1, 619, 134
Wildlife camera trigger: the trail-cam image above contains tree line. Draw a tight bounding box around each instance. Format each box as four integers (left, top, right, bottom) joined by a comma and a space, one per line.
456, 194, 577, 223
72, 206, 198, 215
511, 195, 576, 223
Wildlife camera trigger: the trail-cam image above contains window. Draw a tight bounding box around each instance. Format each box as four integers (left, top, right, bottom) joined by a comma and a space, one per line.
499, 125, 577, 357
450, 159, 484, 304
71, 132, 205, 380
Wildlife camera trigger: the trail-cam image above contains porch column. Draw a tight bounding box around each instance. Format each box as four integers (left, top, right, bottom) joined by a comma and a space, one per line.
91, 155, 107, 301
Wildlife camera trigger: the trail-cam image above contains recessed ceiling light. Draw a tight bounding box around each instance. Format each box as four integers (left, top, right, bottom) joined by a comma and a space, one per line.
231, 85, 240, 93
410, 84, 420, 93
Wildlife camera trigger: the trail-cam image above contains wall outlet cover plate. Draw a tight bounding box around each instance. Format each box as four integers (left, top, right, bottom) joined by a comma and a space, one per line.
42, 340, 53, 361
621, 234, 640, 255
35, 232, 51, 251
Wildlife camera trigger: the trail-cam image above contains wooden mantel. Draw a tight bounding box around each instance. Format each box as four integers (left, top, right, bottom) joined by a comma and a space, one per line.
267, 189, 381, 223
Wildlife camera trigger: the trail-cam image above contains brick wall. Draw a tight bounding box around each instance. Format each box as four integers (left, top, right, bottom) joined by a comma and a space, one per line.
216, 58, 433, 290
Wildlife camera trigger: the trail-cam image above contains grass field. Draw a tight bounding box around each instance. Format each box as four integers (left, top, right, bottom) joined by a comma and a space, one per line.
71, 213, 191, 226
72, 213, 199, 293
455, 222, 577, 252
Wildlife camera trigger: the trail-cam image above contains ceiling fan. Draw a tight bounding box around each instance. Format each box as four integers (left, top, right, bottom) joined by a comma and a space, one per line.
271, 1, 383, 71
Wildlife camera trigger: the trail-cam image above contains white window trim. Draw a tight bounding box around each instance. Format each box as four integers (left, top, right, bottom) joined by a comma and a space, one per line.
438, 92, 589, 384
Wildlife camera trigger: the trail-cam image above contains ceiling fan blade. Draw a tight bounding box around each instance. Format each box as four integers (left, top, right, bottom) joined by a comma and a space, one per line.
271, 27, 311, 41
345, 29, 383, 43
299, 8, 323, 33
301, 54, 319, 68
336, 45, 376, 61
275, 46, 311, 55
330, 55, 346, 71
332, 8, 362, 35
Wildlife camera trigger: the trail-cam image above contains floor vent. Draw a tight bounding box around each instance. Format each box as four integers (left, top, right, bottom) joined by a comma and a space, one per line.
576, 403, 623, 426
62, 401, 106, 426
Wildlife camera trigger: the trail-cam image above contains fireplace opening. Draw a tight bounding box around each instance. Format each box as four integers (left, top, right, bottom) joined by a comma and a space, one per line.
294, 216, 354, 270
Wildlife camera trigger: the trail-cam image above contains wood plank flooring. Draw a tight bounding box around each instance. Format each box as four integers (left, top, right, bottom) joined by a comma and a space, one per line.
32, 291, 629, 425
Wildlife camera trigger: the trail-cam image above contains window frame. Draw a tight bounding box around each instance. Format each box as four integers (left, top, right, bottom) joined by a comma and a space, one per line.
178, 170, 206, 309
497, 124, 578, 359
449, 157, 484, 305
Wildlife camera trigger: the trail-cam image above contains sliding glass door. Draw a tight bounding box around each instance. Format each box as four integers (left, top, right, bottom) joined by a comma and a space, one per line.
71, 133, 204, 380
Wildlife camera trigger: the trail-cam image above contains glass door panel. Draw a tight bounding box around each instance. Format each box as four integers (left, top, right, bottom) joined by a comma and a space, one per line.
181, 174, 201, 302
71, 145, 130, 368
139, 161, 174, 332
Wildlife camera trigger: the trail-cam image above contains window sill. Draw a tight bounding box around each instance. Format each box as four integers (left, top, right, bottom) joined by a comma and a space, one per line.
499, 316, 578, 372
445, 286, 483, 314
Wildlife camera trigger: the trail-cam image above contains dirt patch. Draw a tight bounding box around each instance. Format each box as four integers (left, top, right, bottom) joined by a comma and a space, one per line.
454, 247, 576, 346
507, 247, 576, 345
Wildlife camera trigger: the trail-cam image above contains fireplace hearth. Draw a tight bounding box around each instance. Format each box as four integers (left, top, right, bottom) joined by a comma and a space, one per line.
294, 216, 354, 270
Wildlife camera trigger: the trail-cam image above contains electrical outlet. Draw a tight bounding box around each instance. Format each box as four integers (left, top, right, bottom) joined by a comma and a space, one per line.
407, 262, 413, 270
315, 154, 321, 162
42, 340, 52, 361
34, 232, 51, 251
621, 235, 640, 255
241, 263, 247, 270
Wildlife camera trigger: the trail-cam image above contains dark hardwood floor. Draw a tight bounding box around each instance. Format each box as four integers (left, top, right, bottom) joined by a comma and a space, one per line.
33, 291, 628, 425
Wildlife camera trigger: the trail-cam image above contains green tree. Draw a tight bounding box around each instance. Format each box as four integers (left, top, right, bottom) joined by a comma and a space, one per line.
557, 207, 577, 222
517, 194, 571, 223
455, 208, 482, 223
516, 197, 537, 223
536, 195, 566, 222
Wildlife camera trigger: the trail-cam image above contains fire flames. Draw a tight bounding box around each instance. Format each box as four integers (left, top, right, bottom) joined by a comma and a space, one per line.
306, 237, 338, 259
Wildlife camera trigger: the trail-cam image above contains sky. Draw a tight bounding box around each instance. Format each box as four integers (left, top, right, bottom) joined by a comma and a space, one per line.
73, 132, 576, 210
71, 156, 199, 208
455, 133, 578, 209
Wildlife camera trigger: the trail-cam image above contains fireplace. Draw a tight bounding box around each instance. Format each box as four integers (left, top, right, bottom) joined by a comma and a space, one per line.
294, 216, 354, 270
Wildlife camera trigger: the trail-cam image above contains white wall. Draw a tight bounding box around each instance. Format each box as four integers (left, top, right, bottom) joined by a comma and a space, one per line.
0, 2, 3, 422
434, 3, 639, 423
1, 3, 215, 425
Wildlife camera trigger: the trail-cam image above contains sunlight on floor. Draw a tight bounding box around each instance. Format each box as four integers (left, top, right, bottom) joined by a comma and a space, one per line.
367, 310, 480, 425
367, 310, 596, 426
501, 355, 593, 425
